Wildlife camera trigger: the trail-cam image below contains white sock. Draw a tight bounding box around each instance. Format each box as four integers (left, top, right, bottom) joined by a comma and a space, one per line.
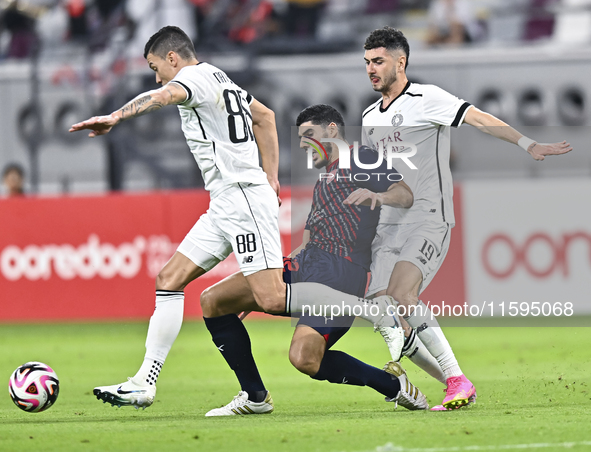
402, 329, 446, 384
132, 290, 184, 386
404, 301, 462, 379
288, 282, 397, 327
134, 359, 163, 386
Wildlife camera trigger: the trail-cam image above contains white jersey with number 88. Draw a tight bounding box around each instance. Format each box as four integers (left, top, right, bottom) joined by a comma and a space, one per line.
170, 63, 269, 197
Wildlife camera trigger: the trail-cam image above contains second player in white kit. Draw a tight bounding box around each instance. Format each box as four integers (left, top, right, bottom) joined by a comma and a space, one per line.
357, 27, 572, 411
362, 82, 468, 297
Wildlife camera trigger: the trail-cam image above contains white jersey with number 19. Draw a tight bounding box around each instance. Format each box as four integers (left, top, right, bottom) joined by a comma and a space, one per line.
362, 81, 471, 227
170, 62, 269, 197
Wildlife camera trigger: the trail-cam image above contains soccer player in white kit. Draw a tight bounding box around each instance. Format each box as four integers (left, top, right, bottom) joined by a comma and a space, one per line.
69, 26, 400, 409
358, 27, 572, 411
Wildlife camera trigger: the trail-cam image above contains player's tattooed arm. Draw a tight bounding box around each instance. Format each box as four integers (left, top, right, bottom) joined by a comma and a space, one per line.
69, 83, 186, 138
344, 180, 413, 210
119, 94, 160, 120
116, 83, 186, 123
464, 107, 572, 160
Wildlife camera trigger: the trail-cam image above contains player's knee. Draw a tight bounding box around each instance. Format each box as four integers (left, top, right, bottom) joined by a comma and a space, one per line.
200, 287, 218, 317
252, 293, 284, 314
289, 346, 320, 376
389, 288, 418, 308
155, 269, 185, 292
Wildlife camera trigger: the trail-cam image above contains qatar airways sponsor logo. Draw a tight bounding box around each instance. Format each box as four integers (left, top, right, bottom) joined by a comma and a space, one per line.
0, 234, 178, 281
481, 230, 591, 279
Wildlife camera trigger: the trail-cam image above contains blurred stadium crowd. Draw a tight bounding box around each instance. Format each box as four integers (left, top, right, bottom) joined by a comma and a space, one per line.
0, 0, 582, 59
0, 0, 590, 194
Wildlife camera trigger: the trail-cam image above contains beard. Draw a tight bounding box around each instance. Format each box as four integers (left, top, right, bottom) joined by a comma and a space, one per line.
315, 132, 333, 168
373, 71, 397, 93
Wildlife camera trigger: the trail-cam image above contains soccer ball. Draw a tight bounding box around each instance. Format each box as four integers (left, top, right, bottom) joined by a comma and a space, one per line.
8, 362, 59, 413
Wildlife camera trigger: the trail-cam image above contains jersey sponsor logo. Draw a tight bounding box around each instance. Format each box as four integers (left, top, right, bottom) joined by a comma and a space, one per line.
391, 114, 404, 126
374, 131, 406, 162
242, 255, 254, 264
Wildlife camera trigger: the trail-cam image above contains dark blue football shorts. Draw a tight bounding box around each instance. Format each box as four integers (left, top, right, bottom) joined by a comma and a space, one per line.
283, 245, 368, 349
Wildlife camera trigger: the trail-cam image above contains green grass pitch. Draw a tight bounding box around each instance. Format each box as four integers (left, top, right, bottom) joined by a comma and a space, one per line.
1, 318, 590, 452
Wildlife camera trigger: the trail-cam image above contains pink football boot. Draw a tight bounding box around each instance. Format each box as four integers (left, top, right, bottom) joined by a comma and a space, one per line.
441, 375, 476, 409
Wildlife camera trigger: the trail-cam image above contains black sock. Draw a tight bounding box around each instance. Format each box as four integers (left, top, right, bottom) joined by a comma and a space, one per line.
203, 314, 266, 402
402, 329, 418, 358
312, 350, 401, 399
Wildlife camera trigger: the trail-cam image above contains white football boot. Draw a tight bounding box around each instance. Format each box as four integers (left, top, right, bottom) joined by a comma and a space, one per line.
382, 361, 429, 410
373, 295, 405, 361
371, 295, 400, 330
376, 325, 405, 362
205, 391, 274, 417
93, 377, 156, 409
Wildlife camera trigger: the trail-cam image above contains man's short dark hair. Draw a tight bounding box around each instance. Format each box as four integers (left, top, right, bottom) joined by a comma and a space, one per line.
364, 27, 410, 69
144, 26, 196, 60
2, 163, 24, 179
296, 104, 346, 138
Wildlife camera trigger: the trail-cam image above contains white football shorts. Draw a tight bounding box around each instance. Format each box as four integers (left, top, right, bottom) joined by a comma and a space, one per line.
177, 183, 283, 276
366, 221, 451, 297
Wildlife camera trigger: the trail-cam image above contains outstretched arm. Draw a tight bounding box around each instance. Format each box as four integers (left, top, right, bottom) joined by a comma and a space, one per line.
343, 180, 414, 210
250, 99, 280, 200
69, 83, 188, 138
463, 107, 572, 161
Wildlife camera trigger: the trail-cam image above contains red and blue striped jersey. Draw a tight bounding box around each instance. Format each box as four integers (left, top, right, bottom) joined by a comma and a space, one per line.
305, 146, 401, 270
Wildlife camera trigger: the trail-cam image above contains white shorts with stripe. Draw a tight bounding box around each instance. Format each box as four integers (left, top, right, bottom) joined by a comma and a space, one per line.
366, 221, 451, 298
177, 183, 283, 276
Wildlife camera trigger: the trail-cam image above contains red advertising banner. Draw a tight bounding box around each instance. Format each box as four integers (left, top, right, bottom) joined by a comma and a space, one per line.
0, 187, 464, 322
